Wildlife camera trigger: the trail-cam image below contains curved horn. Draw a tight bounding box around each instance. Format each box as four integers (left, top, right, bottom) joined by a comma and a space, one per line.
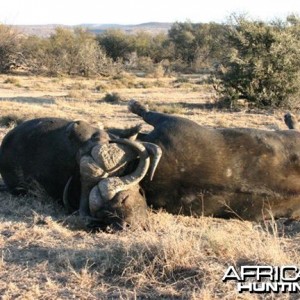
98, 138, 150, 201
89, 185, 104, 214
142, 142, 162, 181
63, 176, 73, 213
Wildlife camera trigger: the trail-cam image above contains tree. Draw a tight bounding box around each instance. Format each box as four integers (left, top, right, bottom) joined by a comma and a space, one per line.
214, 15, 300, 108
97, 29, 134, 61
41, 27, 116, 76
167, 21, 226, 71
192, 23, 226, 69
0, 25, 23, 73
168, 22, 198, 65
22, 35, 52, 73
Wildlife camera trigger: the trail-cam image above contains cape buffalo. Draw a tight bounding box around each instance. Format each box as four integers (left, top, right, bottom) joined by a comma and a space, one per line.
0, 118, 108, 200
126, 100, 300, 221
0, 117, 157, 228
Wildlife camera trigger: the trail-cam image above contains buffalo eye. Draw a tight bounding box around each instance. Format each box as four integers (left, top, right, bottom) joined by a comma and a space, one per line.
121, 195, 129, 204
91, 132, 100, 141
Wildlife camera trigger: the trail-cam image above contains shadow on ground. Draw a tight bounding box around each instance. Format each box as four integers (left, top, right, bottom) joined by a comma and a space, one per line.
0, 96, 56, 105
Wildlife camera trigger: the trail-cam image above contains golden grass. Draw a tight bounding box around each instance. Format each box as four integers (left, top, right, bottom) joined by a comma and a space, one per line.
0, 74, 297, 299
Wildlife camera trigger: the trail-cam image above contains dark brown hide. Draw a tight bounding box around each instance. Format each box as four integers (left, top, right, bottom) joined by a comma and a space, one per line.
0, 118, 109, 208
129, 100, 300, 221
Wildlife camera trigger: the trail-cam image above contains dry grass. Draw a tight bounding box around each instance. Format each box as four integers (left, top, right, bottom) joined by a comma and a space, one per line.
0, 74, 297, 299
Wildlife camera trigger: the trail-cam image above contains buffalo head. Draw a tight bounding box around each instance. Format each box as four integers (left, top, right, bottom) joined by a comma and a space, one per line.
64, 138, 161, 229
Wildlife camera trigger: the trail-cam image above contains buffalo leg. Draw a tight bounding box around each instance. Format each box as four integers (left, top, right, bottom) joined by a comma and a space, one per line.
128, 100, 178, 128
284, 112, 299, 130
0, 166, 27, 195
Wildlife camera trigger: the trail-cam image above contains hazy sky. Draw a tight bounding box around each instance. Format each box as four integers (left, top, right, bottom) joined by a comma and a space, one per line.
1, 0, 300, 25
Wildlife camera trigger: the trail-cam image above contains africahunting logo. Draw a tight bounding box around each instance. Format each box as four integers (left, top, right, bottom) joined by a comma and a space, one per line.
223, 266, 300, 293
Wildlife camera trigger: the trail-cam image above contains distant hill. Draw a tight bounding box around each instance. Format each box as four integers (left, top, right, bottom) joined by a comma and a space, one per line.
13, 24, 72, 37
13, 22, 173, 37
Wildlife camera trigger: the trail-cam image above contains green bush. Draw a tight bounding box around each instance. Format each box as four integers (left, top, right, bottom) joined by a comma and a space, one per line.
214, 15, 300, 108
20, 27, 121, 77
0, 25, 23, 73
97, 29, 134, 61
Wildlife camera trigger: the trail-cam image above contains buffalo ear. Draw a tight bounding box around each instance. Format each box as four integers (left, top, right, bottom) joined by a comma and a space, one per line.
66, 121, 80, 140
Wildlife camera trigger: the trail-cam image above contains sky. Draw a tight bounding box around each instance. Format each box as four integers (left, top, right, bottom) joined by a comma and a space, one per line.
1, 0, 300, 25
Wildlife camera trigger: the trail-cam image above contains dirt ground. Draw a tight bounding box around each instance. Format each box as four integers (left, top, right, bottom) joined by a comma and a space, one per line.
0, 74, 299, 299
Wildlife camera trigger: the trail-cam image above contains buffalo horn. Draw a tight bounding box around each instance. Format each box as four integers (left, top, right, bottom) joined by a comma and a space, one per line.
142, 142, 162, 180
63, 176, 73, 213
98, 139, 150, 201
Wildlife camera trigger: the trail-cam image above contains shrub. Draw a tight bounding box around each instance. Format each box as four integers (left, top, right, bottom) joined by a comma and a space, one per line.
214, 15, 300, 108
102, 92, 123, 103
21, 27, 121, 77
97, 29, 134, 61
0, 114, 24, 127
0, 25, 24, 73
150, 64, 165, 78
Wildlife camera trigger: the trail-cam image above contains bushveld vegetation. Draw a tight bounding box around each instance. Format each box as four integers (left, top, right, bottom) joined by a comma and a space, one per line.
1, 13, 300, 299
1, 14, 300, 107
214, 15, 300, 108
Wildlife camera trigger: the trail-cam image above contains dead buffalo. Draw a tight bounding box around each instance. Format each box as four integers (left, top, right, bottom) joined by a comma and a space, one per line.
0, 118, 108, 199
0, 117, 157, 228
127, 100, 300, 221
